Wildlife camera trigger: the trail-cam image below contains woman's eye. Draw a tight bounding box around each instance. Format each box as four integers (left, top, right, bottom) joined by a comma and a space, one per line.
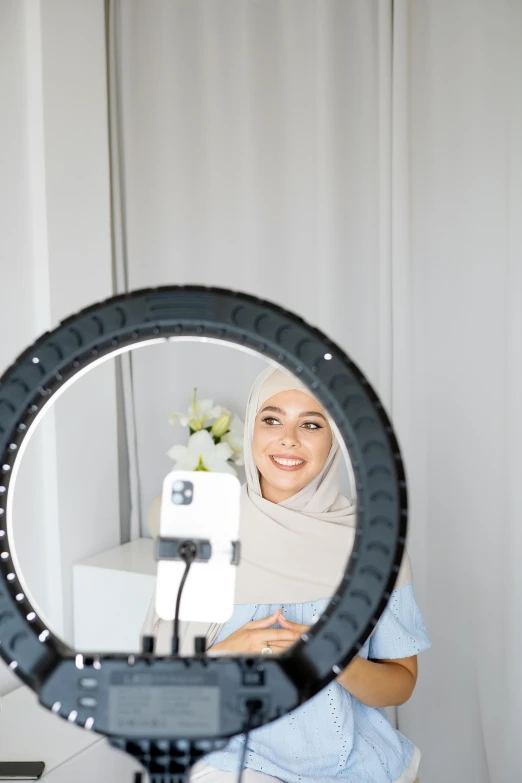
302, 422, 321, 430
262, 417, 280, 425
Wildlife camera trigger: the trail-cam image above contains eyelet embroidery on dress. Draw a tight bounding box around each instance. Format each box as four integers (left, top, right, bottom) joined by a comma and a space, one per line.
371, 586, 428, 657
325, 686, 349, 767
210, 591, 428, 780
357, 724, 390, 770
288, 712, 301, 780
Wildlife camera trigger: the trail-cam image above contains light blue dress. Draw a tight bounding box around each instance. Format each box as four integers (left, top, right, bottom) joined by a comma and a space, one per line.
203, 583, 431, 782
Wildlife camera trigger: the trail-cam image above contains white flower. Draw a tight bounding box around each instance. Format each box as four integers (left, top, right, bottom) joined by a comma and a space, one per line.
211, 412, 231, 438
167, 430, 237, 475
221, 414, 245, 466
169, 388, 227, 432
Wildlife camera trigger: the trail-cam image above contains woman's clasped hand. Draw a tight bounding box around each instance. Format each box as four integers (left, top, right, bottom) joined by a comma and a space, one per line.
210, 609, 309, 656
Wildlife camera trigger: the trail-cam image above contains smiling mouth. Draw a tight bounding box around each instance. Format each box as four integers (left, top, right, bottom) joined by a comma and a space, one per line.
270, 455, 307, 470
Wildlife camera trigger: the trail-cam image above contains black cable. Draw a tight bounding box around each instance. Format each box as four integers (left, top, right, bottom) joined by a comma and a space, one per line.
171, 541, 197, 655
237, 700, 263, 783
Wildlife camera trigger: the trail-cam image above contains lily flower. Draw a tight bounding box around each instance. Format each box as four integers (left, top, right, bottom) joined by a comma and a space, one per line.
167, 430, 237, 475
221, 414, 245, 466
211, 412, 231, 439
169, 388, 226, 432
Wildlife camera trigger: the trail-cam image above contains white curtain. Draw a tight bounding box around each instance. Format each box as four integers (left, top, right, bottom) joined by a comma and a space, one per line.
398, 2, 522, 780
0, 0, 120, 692
112, 1, 522, 780
113, 0, 394, 520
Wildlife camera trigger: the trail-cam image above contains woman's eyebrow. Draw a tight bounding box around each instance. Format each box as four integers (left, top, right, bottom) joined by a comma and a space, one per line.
300, 410, 327, 421
260, 405, 327, 422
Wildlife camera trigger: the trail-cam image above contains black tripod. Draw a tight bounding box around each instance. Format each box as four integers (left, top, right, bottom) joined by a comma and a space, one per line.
109, 736, 226, 783
123, 535, 248, 783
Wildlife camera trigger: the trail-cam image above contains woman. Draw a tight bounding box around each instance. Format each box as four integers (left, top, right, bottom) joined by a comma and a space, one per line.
145, 367, 431, 783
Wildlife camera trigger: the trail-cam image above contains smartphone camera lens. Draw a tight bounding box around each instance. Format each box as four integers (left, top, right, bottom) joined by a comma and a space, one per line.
184, 481, 194, 504
171, 480, 194, 505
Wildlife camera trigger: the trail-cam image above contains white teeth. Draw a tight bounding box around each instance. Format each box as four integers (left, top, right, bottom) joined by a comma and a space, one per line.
272, 456, 305, 466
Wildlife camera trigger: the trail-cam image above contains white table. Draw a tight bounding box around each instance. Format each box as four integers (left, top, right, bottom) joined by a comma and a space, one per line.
73, 538, 156, 653
0, 540, 156, 781
0, 685, 141, 782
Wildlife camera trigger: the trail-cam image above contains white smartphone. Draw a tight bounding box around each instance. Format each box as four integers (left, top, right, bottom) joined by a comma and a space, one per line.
155, 470, 241, 623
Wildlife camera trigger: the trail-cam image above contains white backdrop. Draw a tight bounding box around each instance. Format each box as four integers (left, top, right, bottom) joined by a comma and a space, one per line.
112, 2, 522, 782
402, 3, 522, 779
0, 1, 521, 782
113, 0, 395, 529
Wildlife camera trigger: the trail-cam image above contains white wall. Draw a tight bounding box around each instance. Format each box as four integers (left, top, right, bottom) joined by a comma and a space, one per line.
0, 0, 119, 695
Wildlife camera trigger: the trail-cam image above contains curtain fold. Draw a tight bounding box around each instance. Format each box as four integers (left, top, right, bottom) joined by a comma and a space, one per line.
106, 0, 142, 542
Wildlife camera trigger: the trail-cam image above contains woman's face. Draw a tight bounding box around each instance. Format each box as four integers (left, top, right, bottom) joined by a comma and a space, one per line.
252, 389, 333, 504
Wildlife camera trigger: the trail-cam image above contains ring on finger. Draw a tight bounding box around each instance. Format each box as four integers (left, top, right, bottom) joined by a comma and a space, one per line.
261, 643, 273, 656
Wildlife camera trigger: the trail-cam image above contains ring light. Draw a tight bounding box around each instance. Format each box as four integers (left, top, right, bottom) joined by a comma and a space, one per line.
0, 286, 407, 779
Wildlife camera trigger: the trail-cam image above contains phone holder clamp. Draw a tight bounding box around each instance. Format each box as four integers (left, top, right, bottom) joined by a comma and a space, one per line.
156, 537, 212, 563
156, 537, 242, 566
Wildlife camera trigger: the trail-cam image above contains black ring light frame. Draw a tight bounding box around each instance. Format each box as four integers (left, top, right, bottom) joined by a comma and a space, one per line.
0, 287, 407, 780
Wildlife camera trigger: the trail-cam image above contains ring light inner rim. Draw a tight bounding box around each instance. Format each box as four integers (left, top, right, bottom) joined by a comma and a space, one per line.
6, 335, 356, 645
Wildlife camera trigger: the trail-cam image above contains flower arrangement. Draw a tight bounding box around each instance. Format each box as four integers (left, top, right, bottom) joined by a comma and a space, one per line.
167, 388, 245, 476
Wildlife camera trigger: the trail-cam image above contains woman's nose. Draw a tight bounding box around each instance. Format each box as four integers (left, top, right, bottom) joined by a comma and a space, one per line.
280, 427, 300, 447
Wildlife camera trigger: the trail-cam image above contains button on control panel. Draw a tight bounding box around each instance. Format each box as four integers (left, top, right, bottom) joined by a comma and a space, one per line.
79, 677, 98, 690
78, 696, 98, 709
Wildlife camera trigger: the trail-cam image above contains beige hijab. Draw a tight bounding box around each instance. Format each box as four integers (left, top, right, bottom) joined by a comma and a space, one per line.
142, 366, 412, 655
